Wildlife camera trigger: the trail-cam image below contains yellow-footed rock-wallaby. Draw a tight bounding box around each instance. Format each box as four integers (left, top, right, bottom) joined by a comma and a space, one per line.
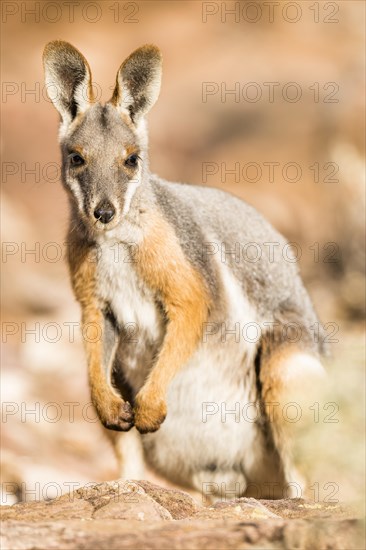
43, 41, 326, 499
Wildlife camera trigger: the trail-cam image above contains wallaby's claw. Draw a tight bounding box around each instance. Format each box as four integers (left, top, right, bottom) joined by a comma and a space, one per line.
101, 399, 134, 432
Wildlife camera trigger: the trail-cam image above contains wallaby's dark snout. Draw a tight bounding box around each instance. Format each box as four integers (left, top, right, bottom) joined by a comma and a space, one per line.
94, 201, 115, 224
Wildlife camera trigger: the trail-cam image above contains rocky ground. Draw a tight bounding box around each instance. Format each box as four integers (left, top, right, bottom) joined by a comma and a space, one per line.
1, 480, 364, 550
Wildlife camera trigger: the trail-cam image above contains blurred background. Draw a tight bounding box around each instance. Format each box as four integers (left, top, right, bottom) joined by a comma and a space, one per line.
1, 1, 365, 506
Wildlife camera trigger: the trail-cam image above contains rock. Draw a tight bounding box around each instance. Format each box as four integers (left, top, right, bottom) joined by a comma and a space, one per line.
1, 492, 94, 521
1, 518, 365, 550
261, 497, 358, 520
92, 484, 172, 521
136, 480, 197, 519
194, 496, 281, 520
1, 480, 364, 550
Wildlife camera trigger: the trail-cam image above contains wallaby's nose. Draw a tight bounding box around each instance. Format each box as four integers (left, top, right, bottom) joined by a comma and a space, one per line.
94, 202, 115, 224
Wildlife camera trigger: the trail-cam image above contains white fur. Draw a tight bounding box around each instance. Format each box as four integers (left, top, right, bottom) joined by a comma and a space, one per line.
45, 65, 91, 139
67, 175, 84, 212
114, 429, 145, 480
280, 352, 326, 382
122, 168, 142, 216
96, 236, 162, 343
117, 65, 161, 120
74, 78, 91, 115
219, 261, 259, 339
96, 229, 165, 392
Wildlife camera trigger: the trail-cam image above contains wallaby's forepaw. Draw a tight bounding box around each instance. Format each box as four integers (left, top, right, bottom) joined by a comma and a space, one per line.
133, 390, 167, 434
99, 397, 134, 432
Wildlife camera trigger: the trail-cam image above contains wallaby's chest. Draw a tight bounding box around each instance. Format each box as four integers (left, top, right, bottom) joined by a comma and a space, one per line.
96, 241, 163, 343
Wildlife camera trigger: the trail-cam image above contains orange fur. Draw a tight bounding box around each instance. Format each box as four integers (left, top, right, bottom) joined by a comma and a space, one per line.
67, 234, 133, 431
259, 347, 324, 495
133, 213, 211, 433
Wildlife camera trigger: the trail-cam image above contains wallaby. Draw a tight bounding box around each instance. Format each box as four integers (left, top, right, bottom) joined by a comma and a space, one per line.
43, 41, 326, 500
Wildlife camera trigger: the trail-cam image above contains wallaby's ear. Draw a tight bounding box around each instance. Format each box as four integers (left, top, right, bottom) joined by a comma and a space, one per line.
110, 45, 162, 123
43, 41, 93, 128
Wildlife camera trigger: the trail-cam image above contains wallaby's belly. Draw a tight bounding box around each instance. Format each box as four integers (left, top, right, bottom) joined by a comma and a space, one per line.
141, 340, 273, 495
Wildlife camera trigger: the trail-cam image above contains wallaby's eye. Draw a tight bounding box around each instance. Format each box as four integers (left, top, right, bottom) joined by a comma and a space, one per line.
125, 153, 139, 168
69, 153, 85, 166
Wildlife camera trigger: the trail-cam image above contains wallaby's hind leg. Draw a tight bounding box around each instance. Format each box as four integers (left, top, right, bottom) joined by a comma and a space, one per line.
192, 468, 247, 504
104, 358, 146, 480
259, 346, 326, 498
105, 428, 146, 480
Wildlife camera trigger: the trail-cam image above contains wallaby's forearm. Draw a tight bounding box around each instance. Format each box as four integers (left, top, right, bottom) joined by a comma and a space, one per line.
68, 237, 133, 431
133, 213, 211, 433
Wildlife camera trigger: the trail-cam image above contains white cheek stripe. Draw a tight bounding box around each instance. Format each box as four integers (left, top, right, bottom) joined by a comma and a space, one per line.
122, 167, 142, 216
68, 176, 84, 212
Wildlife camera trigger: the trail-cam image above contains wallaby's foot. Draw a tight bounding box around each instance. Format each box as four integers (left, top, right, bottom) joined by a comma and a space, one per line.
134, 388, 167, 434
97, 394, 134, 432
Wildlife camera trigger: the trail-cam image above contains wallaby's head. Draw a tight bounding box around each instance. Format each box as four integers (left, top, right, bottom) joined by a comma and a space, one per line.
43, 41, 162, 233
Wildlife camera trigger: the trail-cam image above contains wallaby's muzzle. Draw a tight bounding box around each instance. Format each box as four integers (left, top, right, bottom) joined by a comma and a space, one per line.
94, 201, 116, 224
